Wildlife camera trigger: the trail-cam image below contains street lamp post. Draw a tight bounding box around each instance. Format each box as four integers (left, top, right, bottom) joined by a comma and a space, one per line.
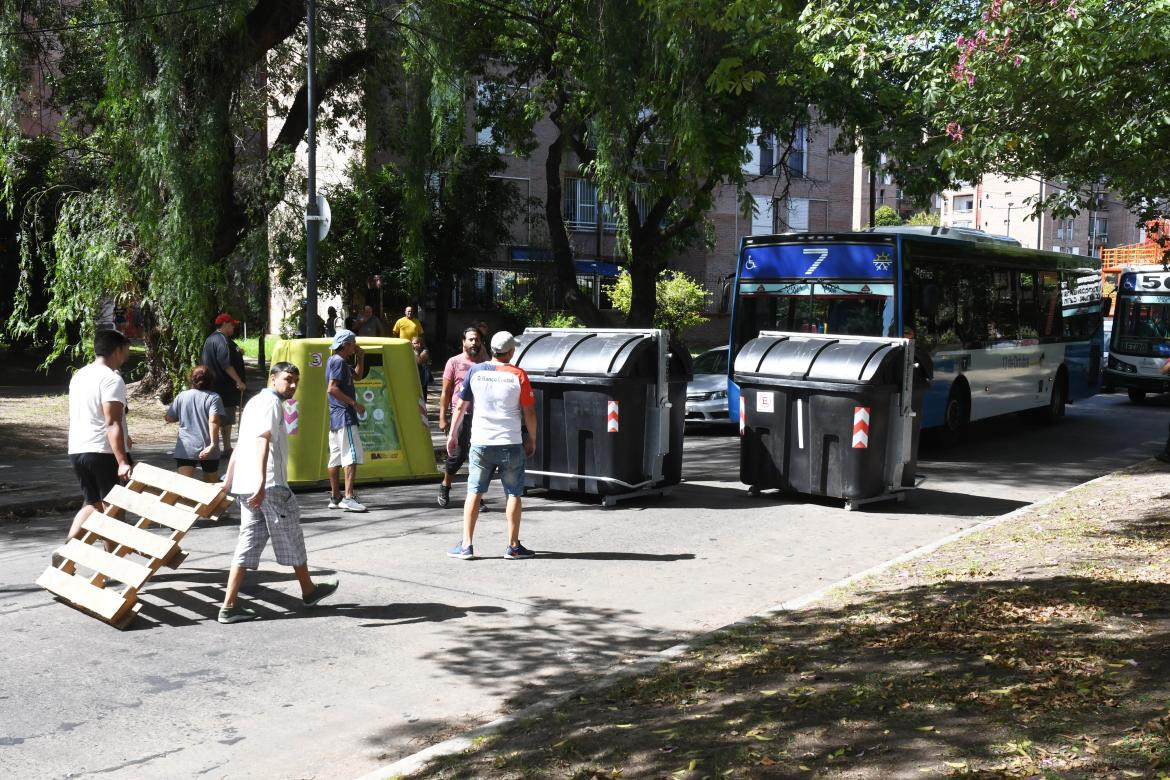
303, 0, 319, 339
1004, 201, 1014, 238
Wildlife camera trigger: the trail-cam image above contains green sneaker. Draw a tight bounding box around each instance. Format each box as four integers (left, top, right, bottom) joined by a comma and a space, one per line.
218, 603, 258, 624
304, 579, 339, 607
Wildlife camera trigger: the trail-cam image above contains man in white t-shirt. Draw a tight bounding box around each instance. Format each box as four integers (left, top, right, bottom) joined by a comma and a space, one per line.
218, 362, 338, 624
444, 331, 538, 560
62, 329, 134, 551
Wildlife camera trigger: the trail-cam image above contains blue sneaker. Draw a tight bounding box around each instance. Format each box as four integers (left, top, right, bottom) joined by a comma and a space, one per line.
504, 543, 536, 559
448, 542, 474, 560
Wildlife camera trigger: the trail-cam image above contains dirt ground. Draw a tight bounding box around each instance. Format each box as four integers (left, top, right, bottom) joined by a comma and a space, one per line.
0, 387, 175, 458
0, 347, 199, 458
407, 461, 1170, 779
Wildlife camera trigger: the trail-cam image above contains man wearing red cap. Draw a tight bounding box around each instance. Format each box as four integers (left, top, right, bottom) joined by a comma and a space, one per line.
201, 312, 247, 453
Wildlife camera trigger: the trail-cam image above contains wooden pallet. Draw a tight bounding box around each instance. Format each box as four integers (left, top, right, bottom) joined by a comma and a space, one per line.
36, 462, 232, 629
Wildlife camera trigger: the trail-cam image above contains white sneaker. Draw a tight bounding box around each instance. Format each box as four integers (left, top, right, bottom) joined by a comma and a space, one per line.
328, 495, 341, 509
339, 496, 367, 512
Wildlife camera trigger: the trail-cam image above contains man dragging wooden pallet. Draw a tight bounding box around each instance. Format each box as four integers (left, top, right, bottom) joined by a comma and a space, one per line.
219, 361, 338, 624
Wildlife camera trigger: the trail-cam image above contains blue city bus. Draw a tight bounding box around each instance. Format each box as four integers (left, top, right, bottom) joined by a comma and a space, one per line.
727, 227, 1105, 434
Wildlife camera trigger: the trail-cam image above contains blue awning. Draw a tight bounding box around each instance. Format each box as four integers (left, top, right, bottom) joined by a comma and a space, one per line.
574, 260, 621, 276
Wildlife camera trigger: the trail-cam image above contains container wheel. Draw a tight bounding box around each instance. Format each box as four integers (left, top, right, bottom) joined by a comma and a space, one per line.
1128, 388, 1148, 404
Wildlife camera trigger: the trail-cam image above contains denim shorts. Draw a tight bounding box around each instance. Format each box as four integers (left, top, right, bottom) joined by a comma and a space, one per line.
467, 444, 526, 498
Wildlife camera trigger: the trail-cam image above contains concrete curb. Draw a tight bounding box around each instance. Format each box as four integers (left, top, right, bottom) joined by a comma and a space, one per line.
354, 467, 1122, 780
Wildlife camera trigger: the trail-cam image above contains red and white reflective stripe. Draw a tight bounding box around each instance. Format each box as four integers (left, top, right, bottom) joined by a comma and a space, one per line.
283, 399, 299, 436
852, 406, 871, 449
607, 400, 619, 433
739, 402, 745, 435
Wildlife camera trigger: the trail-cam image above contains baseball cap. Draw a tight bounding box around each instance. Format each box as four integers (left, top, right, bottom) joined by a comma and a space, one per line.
214, 312, 240, 326
330, 329, 356, 351
490, 331, 517, 355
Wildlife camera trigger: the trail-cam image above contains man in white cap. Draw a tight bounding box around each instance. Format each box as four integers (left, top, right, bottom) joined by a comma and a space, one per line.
445, 331, 537, 560
325, 329, 367, 512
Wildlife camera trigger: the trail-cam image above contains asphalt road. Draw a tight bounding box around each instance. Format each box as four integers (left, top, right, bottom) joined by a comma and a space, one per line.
0, 392, 1165, 779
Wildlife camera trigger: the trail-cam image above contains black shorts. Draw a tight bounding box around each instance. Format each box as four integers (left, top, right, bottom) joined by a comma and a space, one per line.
175, 458, 220, 473
442, 414, 474, 475
69, 452, 120, 505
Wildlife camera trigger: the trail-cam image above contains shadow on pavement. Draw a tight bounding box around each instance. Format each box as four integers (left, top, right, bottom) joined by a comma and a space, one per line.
532, 551, 695, 562
133, 571, 509, 630
414, 575, 1170, 778
419, 596, 676, 711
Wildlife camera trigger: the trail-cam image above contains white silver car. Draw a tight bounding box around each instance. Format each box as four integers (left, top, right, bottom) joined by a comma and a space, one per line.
685, 346, 732, 424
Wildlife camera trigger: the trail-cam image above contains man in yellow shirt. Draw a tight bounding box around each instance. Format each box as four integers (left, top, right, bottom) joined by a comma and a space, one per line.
392, 305, 424, 342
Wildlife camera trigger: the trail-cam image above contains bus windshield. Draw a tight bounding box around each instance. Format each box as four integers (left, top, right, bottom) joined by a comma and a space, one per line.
735, 281, 896, 352
1114, 295, 1170, 354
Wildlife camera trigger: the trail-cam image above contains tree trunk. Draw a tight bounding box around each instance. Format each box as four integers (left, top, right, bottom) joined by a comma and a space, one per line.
625, 229, 658, 328
544, 114, 604, 326
434, 275, 452, 358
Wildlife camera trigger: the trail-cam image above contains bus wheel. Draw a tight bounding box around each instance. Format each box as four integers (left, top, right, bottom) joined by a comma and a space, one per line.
1036, 371, 1067, 424
1128, 388, 1147, 404
943, 383, 970, 441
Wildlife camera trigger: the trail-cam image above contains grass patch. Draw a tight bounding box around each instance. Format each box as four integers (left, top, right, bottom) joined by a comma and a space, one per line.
235, 334, 279, 360
406, 462, 1170, 779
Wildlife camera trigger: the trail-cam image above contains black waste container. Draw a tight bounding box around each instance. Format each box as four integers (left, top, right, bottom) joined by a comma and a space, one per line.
513, 328, 692, 498
735, 333, 925, 503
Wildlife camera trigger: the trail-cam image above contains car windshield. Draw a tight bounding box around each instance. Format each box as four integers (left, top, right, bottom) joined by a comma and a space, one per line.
692, 350, 726, 374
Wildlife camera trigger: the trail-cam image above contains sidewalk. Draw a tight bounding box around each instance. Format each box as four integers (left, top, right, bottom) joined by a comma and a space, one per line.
0, 385, 449, 519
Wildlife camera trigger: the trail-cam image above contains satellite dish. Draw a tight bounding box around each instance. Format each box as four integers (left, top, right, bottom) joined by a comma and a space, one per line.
316, 194, 331, 241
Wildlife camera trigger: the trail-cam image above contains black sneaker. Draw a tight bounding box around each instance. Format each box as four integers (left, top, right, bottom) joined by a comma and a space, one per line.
304, 579, 339, 607
218, 603, 258, 624
504, 543, 536, 559
437, 483, 451, 508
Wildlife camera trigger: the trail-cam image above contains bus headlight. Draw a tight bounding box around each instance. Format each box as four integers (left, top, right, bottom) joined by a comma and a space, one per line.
1108, 355, 1137, 373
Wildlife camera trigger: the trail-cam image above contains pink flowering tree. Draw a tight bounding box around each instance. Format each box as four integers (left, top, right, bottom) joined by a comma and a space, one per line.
803, 0, 1170, 216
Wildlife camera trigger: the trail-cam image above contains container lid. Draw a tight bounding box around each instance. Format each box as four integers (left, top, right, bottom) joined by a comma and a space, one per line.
734, 333, 903, 385
514, 329, 685, 379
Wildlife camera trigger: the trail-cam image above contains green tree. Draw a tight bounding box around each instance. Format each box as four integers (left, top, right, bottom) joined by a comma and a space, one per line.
907, 210, 940, 226
462, 0, 819, 327
1, 0, 398, 390
803, 0, 1170, 216
873, 204, 903, 226
607, 269, 708, 341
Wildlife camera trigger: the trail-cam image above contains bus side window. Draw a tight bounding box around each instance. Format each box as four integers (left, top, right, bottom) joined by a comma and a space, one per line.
1018, 271, 1039, 340
991, 271, 1018, 341
961, 266, 992, 347
1038, 272, 1060, 339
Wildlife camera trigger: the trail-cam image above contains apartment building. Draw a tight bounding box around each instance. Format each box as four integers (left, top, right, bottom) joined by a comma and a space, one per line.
938, 173, 1143, 255
462, 116, 860, 344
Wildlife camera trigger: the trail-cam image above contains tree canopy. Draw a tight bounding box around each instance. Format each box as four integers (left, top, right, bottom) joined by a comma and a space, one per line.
1, 0, 396, 388
804, 0, 1170, 216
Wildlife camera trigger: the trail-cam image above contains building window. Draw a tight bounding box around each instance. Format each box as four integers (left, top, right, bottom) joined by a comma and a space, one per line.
563, 177, 618, 232
1090, 217, 1108, 239
1055, 218, 1075, 241
785, 198, 809, 232
954, 195, 974, 213
474, 82, 497, 149
750, 194, 774, 235
745, 127, 805, 178
788, 127, 806, 178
